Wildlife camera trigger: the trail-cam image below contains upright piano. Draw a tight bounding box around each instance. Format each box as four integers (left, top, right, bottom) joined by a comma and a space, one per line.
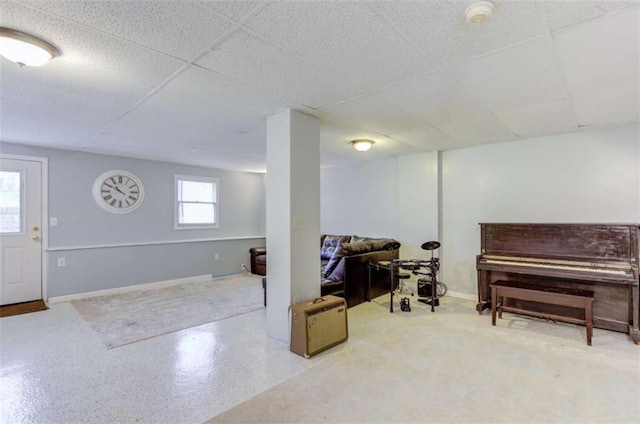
476, 223, 640, 343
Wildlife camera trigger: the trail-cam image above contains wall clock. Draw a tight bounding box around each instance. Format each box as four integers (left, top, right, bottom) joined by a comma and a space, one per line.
92, 170, 145, 214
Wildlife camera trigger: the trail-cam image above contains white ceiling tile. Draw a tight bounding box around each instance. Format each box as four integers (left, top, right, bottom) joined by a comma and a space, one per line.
101, 97, 219, 148
449, 37, 566, 112
23, 0, 237, 61
196, 30, 361, 109
193, 0, 266, 22
86, 133, 190, 160
176, 144, 267, 173
102, 66, 291, 147
0, 96, 126, 148
316, 96, 432, 138
373, 0, 544, 66
102, 95, 257, 148
570, 76, 640, 126
319, 123, 423, 161
434, 111, 516, 146
391, 126, 469, 152
0, 0, 636, 170
157, 66, 293, 132
496, 99, 578, 137
553, 6, 639, 92
244, 2, 435, 92
374, 71, 487, 128
541, 1, 638, 31
0, 3, 183, 105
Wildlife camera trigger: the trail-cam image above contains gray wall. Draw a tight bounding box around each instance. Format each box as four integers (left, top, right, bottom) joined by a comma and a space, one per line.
0, 142, 266, 297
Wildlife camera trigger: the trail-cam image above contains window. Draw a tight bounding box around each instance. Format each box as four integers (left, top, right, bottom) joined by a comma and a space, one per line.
175, 175, 218, 229
0, 171, 22, 234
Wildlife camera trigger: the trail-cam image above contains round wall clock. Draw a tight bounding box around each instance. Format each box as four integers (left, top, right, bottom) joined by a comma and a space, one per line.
92, 170, 145, 214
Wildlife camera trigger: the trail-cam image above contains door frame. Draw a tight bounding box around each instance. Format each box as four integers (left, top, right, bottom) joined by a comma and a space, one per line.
0, 153, 49, 301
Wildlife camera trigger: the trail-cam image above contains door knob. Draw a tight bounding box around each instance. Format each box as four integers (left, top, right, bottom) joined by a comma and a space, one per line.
33, 226, 40, 231
32, 235, 40, 241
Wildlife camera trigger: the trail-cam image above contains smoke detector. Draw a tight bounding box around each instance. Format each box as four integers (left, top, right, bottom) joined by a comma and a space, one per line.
465, 1, 495, 25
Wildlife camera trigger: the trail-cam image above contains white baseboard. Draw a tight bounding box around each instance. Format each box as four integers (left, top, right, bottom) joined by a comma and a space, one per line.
446, 290, 476, 301
47, 274, 215, 304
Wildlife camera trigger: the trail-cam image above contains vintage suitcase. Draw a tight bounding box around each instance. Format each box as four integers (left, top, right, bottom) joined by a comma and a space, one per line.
290, 295, 348, 358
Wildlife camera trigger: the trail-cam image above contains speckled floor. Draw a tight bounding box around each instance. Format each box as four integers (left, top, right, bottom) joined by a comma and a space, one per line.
1, 293, 639, 423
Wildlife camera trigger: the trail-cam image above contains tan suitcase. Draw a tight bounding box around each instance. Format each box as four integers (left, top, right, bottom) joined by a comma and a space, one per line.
290, 295, 348, 358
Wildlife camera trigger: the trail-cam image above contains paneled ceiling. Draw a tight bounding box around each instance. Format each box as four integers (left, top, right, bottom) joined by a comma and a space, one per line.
1, 0, 638, 172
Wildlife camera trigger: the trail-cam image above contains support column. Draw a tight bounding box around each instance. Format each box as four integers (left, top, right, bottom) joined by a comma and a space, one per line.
265, 109, 321, 342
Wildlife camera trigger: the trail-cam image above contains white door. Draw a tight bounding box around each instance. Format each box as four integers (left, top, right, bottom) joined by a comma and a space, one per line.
0, 158, 42, 305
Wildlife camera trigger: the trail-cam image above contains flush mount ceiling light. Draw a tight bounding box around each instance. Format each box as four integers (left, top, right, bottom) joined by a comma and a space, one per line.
465, 1, 495, 25
351, 139, 375, 152
0, 27, 59, 67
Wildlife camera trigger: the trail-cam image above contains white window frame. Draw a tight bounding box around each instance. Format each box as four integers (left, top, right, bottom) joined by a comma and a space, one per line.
174, 174, 219, 230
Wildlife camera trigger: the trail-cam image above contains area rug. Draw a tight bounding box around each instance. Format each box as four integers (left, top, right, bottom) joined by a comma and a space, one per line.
72, 274, 264, 349
0, 299, 48, 318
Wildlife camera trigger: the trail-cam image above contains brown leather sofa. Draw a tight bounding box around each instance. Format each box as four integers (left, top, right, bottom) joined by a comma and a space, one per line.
249, 247, 266, 276
250, 235, 399, 308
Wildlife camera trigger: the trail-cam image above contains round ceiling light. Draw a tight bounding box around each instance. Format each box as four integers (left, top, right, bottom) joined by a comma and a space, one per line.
465, 1, 495, 25
0, 27, 59, 67
351, 139, 375, 152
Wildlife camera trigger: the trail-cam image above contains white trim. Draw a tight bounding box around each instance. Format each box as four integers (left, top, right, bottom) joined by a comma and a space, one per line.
446, 290, 477, 301
0, 154, 49, 302
47, 273, 215, 303
46, 234, 266, 252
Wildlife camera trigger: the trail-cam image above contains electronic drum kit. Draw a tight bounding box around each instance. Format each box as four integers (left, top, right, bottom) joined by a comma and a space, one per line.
382, 241, 444, 313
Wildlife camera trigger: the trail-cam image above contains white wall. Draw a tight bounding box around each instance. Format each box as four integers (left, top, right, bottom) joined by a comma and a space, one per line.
320, 124, 639, 299
321, 152, 439, 259
442, 123, 640, 295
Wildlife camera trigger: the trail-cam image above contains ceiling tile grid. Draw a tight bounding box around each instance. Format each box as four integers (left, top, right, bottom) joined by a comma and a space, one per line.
552, 5, 639, 127
373, 70, 490, 129
447, 36, 568, 113
569, 76, 640, 127
155, 66, 293, 133
21, 0, 238, 61
315, 93, 467, 153
435, 110, 517, 146
387, 125, 470, 152
243, 1, 436, 93
316, 95, 432, 140
540, 0, 638, 32
319, 123, 423, 163
176, 143, 267, 173
196, 29, 362, 110
0, 0, 638, 171
495, 99, 578, 137
0, 97, 126, 148
0, 2, 184, 104
553, 6, 639, 93
87, 132, 192, 159
192, 0, 267, 23
371, 0, 545, 67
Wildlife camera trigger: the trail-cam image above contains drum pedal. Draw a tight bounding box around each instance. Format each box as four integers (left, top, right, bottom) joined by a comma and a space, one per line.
400, 297, 411, 312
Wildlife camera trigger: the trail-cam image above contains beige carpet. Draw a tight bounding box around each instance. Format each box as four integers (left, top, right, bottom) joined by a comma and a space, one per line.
72, 274, 264, 349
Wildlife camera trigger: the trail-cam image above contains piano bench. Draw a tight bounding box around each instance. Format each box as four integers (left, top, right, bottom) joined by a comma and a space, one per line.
490, 280, 595, 346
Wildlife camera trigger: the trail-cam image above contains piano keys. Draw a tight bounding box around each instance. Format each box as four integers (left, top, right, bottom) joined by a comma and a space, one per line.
476, 223, 640, 343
